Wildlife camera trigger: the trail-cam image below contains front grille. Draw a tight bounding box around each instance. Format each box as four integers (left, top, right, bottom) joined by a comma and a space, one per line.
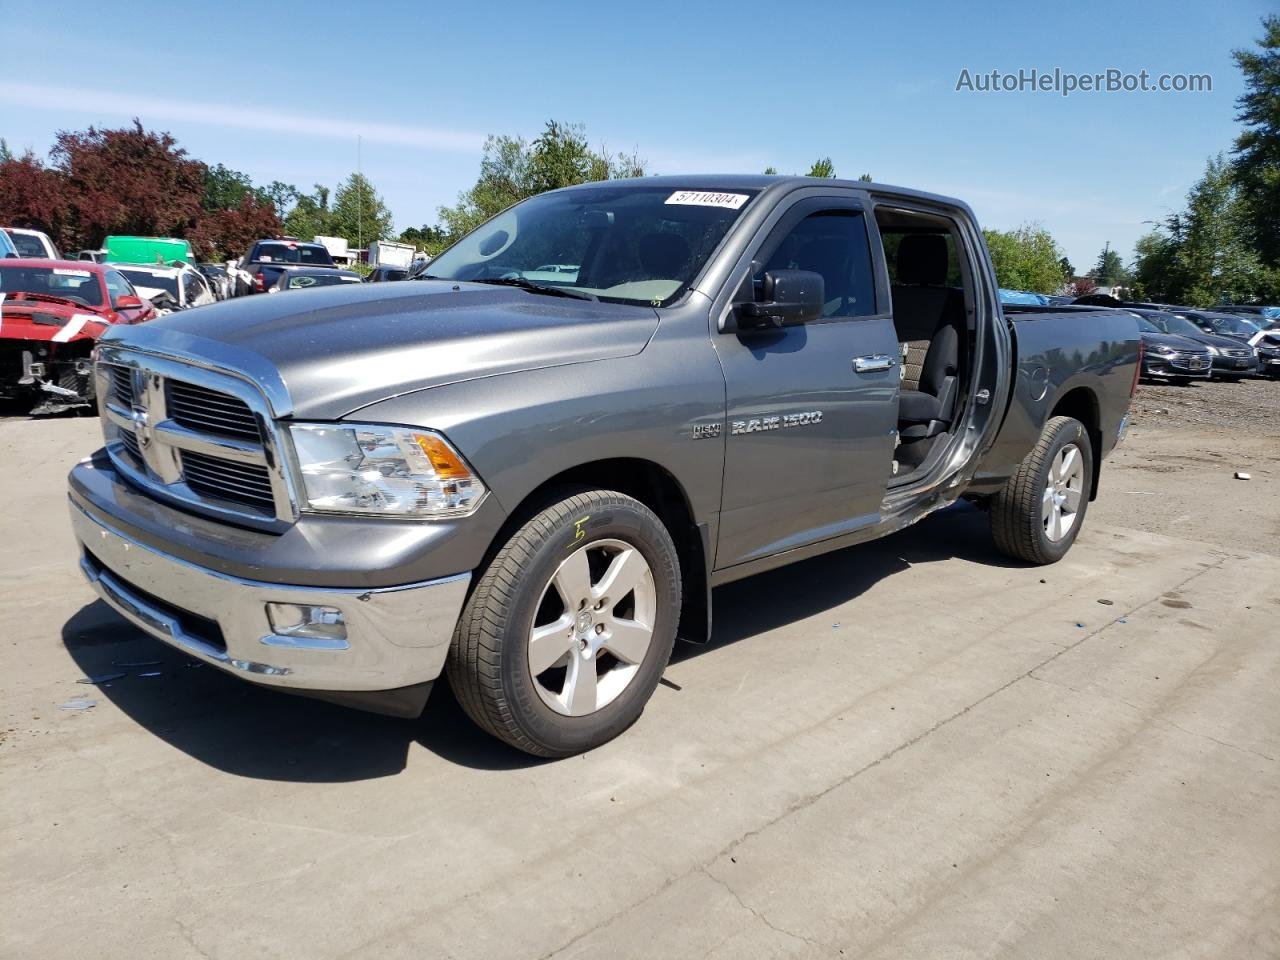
110, 366, 134, 405
1224, 348, 1251, 358
98, 354, 289, 528
166, 380, 261, 441
119, 429, 142, 464
180, 450, 276, 511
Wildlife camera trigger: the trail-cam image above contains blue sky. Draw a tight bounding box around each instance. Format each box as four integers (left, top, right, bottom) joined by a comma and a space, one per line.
0, 0, 1270, 272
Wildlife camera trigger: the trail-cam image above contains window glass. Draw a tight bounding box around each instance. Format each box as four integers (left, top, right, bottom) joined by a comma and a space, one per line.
423, 185, 757, 306
254, 242, 334, 266
103, 270, 134, 304
0, 264, 105, 305
759, 210, 876, 317
880, 230, 964, 287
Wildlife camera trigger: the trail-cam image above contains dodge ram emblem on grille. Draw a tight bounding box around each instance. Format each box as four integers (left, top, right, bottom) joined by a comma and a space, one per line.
129, 368, 153, 451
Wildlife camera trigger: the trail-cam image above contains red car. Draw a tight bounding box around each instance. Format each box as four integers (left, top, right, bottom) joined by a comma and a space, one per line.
0, 258, 157, 414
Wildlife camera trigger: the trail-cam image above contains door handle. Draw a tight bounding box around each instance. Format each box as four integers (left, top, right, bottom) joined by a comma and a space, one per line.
853, 354, 896, 373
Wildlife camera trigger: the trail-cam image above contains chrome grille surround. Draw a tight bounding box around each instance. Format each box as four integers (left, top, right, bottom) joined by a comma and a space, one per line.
95, 344, 298, 531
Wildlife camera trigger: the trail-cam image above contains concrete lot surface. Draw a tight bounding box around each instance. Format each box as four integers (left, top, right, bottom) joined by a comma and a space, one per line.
2, 407, 1277, 959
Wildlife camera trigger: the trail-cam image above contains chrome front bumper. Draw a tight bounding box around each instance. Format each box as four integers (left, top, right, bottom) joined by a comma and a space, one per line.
70, 498, 470, 695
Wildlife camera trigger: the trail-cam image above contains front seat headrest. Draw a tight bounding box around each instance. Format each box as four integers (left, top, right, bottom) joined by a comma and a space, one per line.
896, 234, 948, 286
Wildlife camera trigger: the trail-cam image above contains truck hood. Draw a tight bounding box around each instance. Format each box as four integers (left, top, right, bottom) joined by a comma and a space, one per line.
100, 280, 661, 419
1173, 329, 1254, 352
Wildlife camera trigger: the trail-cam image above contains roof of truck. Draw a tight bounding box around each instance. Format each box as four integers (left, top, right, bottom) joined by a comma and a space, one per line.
543, 174, 966, 209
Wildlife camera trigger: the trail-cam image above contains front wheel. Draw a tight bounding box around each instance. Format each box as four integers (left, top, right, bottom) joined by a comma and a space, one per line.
990, 416, 1094, 565
446, 489, 681, 757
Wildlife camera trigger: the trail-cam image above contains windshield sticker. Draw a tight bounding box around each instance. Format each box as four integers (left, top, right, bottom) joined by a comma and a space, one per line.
53, 268, 92, 277
665, 191, 749, 210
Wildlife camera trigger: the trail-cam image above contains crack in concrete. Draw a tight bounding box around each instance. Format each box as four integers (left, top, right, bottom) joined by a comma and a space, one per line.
700, 866, 841, 958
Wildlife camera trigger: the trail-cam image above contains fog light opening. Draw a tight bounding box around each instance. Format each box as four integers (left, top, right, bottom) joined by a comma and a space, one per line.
266, 602, 348, 642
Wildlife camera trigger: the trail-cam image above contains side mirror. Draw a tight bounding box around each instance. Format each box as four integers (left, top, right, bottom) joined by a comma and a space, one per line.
114, 295, 144, 309
734, 270, 824, 331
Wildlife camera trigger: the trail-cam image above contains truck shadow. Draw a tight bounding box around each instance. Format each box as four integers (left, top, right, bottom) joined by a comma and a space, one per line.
61, 501, 1020, 781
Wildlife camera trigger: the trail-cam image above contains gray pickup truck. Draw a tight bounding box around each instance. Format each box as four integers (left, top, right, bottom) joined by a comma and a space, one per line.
68, 176, 1139, 757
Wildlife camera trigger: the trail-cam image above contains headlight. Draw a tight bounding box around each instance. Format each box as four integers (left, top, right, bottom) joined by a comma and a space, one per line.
1154, 344, 1176, 355
288, 423, 485, 517
1205, 345, 1220, 355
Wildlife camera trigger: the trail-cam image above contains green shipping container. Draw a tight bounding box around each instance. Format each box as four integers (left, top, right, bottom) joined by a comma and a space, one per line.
104, 236, 194, 266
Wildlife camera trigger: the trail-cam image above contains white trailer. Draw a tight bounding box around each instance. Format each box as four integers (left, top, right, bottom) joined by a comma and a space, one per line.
314, 235, 351, 264
367, 240, 415, 269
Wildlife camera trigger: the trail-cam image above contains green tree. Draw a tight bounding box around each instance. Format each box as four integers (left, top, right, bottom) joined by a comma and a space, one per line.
329, 173, 393, 247
1058, 255, 1074, 280
981, 223, 1068, 292
857, 173, 872, 182
1090, 245, 1128, 287
0, 138, 12, 164
283, 184, 331, 240
806, 157, 836, 178
201, 163, 256, 211
763, 166, 779, 175
1231, 15, 1280, 268
400, 224, 450, 256
437, 120, 646, 241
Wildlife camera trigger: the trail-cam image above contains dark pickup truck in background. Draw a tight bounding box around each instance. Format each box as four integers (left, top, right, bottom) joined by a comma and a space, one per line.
239, 238, 340, 293
68, 176, 1139, 757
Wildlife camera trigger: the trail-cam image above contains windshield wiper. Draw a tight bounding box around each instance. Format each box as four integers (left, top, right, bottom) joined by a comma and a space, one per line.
470, 276, 597, 301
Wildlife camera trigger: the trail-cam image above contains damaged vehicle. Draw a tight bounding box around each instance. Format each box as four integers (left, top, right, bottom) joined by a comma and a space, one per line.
0, 259, 155, 414
114, 262, 216, 314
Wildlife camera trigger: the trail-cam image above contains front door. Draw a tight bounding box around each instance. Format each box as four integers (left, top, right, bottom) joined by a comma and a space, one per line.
712, 197, 900, 569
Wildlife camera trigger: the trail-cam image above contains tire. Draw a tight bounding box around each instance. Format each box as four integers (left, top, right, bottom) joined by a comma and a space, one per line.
990, 416, 1094, 565
446, 489, 681, 757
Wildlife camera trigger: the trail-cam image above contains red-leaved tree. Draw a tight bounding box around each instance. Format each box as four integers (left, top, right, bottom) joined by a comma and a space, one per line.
188, 195, 282, 260
51, 120, 205, 250
0, 150, 67, 237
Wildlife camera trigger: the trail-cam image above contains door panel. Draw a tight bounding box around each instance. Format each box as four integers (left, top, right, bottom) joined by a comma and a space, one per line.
712, 200, 899, 569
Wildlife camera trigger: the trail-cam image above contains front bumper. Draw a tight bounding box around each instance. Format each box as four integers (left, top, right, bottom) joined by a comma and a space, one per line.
70, 497, 470, 711
1210, 354, 1259, 377
1143, 355, 1211, 379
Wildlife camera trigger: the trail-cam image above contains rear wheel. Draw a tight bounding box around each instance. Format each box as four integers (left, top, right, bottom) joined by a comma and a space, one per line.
991, 416, 1094, 565
446, 489, 681, 757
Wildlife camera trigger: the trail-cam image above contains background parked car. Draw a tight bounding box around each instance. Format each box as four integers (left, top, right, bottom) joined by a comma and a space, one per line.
1133, 314, 1212, 383
0, 258, 155, 413
365, 265, 408, 283
3, 227, 60, 259
1214, 304, 1280, 321
1251, 329, 1280, 377
197, 263, 233, 300
114, 262, 216, 313
1176, 310, 1263, 342
104, 235, 195, 266
266, 266, 363, 292
240, 238, 339, 293
0, 230, 18, 259
1129, 308, 1258, 379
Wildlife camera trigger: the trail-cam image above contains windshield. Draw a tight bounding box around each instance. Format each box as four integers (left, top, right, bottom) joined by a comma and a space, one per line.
0, 264, 104, 305
5, 231, 49, 258
1136, 316, 1162, 334
254, 242, 334, 266
1161, 314, 1203, 336
118, 269, 178, 298
1206, 314, 1259, 335
422, 185, 759, 306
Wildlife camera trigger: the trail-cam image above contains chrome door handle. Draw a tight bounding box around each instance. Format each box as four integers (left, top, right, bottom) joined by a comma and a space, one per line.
853, 354, 896, 373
